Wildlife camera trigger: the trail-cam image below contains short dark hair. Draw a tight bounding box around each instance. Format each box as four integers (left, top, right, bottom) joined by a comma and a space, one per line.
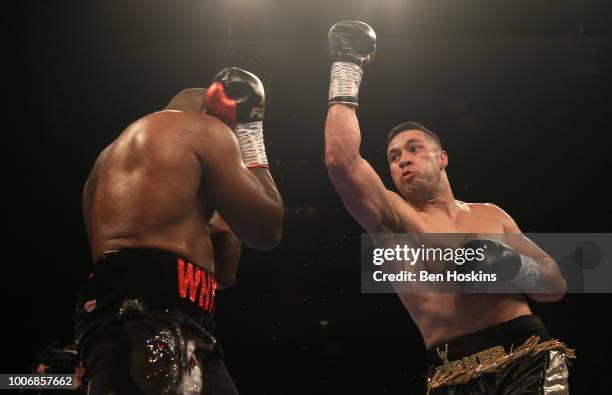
386, 121, 442, 150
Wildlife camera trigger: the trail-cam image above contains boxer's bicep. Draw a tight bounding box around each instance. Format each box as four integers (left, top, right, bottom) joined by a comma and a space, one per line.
497, 207, 548, 259
325, 105, 401, 232
329, 157, 400, 232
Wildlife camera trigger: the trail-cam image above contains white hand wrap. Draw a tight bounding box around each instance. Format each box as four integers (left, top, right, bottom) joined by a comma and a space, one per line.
328, 62, 363, 106
512, 255, 543, 290
234, 121, 268, 168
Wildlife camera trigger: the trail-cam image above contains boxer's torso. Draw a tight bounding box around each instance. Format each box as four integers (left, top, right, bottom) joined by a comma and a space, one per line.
83, 110, 216, 271
391, 200, 532, 348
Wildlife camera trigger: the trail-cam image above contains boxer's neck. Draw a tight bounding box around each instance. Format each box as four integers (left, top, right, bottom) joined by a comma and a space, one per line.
412, 175, 458, 218
165, 88, 206, 113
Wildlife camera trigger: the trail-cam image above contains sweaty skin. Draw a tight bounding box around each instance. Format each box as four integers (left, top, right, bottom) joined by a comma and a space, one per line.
83, 90, 283, 287
325, 104, 566, 348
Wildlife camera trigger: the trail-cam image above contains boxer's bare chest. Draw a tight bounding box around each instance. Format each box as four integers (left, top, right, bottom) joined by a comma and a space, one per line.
393, 202, 528, 346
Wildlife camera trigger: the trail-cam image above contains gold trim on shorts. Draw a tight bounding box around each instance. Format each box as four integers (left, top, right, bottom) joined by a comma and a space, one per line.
426, 336, 576, 394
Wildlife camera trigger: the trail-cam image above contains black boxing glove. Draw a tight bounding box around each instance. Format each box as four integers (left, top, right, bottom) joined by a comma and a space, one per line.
205, 67, 265, 126
460, 239, 542, 290
205, 67, 268, 168
328, 21, 376, 107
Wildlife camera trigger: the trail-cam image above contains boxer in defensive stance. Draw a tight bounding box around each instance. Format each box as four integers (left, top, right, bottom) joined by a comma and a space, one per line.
75, 67, 283, 394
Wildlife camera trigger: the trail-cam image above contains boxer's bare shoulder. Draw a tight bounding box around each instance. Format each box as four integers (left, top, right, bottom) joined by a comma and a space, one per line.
103, 110, 237, 169
125, 110, 232, 140
452, 202, 509, 233
454, 202, 502, 219
467, 202, 516, 226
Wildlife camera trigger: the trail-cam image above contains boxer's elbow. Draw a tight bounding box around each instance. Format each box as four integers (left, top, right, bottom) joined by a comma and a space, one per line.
325, 132, 357, 169
216, 273, 237, 289
260, 228, 283, 250
244, 228, 282, 250
325, 152, 356, 180
550, 291, 566, 302
325, 153, 343, 172
558, 276, 568, 295
527, 279, 567, 302
527, 291, 565, 302
552, 278, 568, 301
244, 211, 283, 250
265, 203, 284, 248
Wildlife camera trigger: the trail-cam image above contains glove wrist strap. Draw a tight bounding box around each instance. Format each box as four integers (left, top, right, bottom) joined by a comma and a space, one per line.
234, 121, 269, 169
328, 62, 363, 107
234, 121, 268, 169
512, 255, 542, 290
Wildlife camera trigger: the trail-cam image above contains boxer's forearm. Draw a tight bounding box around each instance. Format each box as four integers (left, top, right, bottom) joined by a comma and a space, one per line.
325, 104, 362, 172
249, 168, 282, 208
247, 168, 284, 248
325, 22, 375, 175
212, 229, 242, 288
526, 256, 567, 302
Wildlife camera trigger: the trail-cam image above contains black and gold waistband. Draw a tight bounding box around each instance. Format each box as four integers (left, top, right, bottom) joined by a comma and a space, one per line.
425, 315, 575, 392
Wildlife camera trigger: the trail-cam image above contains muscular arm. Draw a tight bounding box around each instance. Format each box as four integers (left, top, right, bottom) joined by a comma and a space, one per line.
209, 212, 241, 288
195, 116, 283, 250
495, 206, 567, 302
324, 104, 404, 233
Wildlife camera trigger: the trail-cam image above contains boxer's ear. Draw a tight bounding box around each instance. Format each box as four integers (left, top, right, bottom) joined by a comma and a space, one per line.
439, 150, 449, 170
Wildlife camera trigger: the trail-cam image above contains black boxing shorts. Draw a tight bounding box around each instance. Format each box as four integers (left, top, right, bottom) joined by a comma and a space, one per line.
426, 315, 574, 395
74, 248, 238, 395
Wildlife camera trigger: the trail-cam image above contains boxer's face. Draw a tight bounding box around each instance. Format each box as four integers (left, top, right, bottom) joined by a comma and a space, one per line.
387, 130, 447, 201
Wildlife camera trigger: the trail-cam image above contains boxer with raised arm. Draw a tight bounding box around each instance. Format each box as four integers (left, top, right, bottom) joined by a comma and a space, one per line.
324, 21, 572, 394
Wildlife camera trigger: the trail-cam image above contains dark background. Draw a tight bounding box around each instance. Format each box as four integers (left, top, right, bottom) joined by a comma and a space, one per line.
10, 0, 611, 393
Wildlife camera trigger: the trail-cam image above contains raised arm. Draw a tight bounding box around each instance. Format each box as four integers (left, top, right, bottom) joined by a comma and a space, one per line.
196, 116, 283, 250
201, 67, 283, 250
325, 105, 400, 232
325, 22, 400, 233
